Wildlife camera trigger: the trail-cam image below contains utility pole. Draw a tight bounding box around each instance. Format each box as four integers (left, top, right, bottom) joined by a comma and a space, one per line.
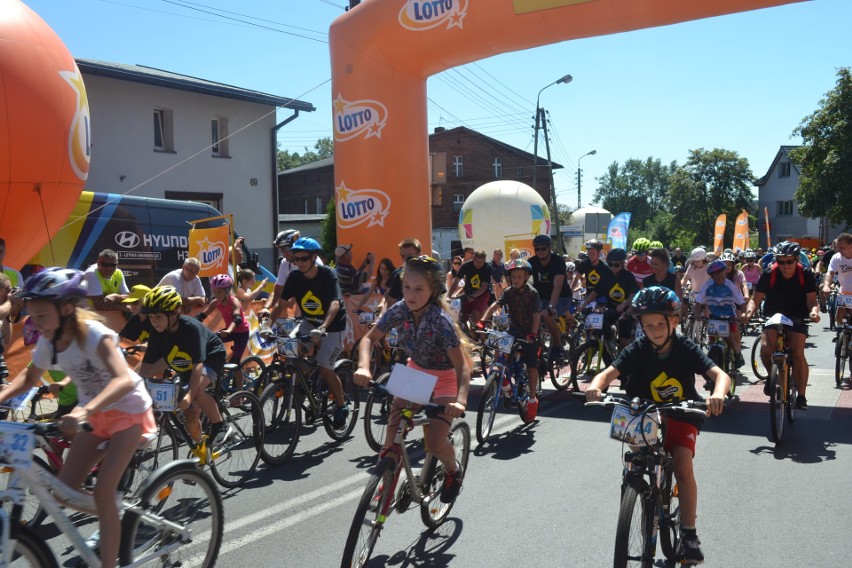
540, 108, 562, 253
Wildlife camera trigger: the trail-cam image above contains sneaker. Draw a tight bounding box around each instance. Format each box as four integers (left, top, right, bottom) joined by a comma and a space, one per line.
795, 395, 808, 410
763, 380, 771, 396
735, 352, 745, 369
333, 403, 350, 429
209, 422, 233, 448
681, 529, 704, 565
525, 399, 539, 421
440, 461, 464, 504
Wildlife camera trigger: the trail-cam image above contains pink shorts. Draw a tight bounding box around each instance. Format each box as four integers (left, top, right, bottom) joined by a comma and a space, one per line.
407, 360, 459, 400
88, 407, 157, 439
663, 418, 699, 457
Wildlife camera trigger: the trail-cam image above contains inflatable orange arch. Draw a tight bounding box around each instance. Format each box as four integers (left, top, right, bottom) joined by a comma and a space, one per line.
0, 0, 90, 270
329, 0, 801, 261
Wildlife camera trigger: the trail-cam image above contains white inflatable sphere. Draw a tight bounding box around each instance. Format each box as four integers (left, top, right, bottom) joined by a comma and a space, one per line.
457, 181, 551, 256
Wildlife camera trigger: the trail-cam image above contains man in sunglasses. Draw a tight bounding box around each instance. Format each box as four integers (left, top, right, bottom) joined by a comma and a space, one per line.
580, 248, 639, 348
83, 248, 130, 310
571, 238, 612, 292
529, 234, 572, 358
745, 241, 820, 409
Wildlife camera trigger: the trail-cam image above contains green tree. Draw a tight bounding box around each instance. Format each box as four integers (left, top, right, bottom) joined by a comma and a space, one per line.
277, 137, 334, 171
320, 195, 337, 261
790, 67, 852, 226
593, 157, 676, 232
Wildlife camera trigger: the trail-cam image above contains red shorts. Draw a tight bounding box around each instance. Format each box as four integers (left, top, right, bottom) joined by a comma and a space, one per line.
460, 292, 490, 318
663, 418, 699, 457
88, 407, 157, 439
407, 360, 459, 400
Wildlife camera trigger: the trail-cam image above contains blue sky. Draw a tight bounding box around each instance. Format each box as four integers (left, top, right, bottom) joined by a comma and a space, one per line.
23, 0, 850, 209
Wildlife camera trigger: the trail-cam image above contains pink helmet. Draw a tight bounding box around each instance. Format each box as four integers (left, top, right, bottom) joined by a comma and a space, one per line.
210, 274, 234, 289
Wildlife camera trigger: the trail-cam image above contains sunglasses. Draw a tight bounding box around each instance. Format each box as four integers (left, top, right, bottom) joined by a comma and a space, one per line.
534, 246, 549, 252
607, 262, 622, 268
776, 258, 797, 266
293, 255, 312, 263
99, 262, 117, 267
452, 262, 461, 266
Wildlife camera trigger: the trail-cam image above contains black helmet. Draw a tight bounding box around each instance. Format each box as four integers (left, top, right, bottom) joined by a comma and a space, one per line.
774, 241, 801, 258
274, 229, 299, 248
606, 248, 627, 263
631, 286, 682, 317
584, 239, 604, 251
532, 234, 552, 248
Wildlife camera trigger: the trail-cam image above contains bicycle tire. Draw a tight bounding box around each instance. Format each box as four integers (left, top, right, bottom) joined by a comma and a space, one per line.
751, 335, 768, 381
239, 355, 268, 395
570, 340, 609, 391
769, 361, 785, 444
835, 332, 847, 387
363, 372, 392, 453
340, 457, 396, 568
706, 344, 723, 390
549, 342, 573, 391
120, 462, 223, 568
420, 420, 470, 529
209, 390, 264, 488
7, 523, 58, 567
476, 376, 499, 444
259, 379, 302, 465
725, 348, 737, 396
4, 455, 52, 529
322, 362, 360, 441
787, 365, 798, 425
517, 372, 535, 424
658, 467, 681, 560
479, 344, 494, 378
121, 418, 180, 499
613, 478, 654, 568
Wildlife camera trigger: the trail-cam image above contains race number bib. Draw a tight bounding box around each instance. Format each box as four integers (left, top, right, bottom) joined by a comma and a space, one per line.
837, 295, 852, 308
586, 313, 604, 330
0, 421, 36, 470
610, 405, 658, 446
707, 320, 730, 338
146, 380, 179, 412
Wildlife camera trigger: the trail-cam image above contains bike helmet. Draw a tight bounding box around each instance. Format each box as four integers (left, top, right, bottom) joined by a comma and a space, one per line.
774, 241, 801, 258
707, 260, 727, 274
142, 286, 183, 314
631, 286, 682, 317
584, 239, 604, 251
649, 240, 664, 250
532, 234, 552, 248
577, 251, 589, 261
273, 229, 299, 248
566, 262, 576, 272
720, 252, 736, 263
690, 247, 707, 261
744, 250, 757, 261
632, 238, 651, 254
15, 268, 87, 302
606, 248, 628, 263
210, 274, 234, 289
290, 237, 323, 253
505, 259, 533, 274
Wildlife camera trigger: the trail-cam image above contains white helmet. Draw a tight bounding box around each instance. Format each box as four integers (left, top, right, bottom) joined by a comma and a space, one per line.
690, 247, 707, 261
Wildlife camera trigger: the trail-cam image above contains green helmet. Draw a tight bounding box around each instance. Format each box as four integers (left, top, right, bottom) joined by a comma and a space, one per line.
632, 238, 651, 254
649, 240, 664, 249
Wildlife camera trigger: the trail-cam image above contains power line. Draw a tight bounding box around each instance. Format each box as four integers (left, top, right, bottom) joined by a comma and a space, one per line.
171, 0, 328, 36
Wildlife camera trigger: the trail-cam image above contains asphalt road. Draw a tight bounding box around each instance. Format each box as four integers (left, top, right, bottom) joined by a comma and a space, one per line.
35, 320, 852, 567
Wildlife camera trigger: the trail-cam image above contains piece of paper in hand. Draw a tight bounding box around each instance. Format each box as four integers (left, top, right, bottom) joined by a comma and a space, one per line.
385, 363, 438, 405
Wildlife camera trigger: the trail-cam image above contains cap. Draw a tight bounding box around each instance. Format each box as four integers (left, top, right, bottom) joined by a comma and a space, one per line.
334, 244, 352, 258
122, 284, 151, 303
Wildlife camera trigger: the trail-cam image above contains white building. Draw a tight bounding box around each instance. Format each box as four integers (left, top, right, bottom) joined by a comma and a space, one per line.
78, 59, 314, 267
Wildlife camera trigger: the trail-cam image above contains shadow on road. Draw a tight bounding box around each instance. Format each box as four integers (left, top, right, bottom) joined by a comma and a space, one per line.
368, 517, 464, 567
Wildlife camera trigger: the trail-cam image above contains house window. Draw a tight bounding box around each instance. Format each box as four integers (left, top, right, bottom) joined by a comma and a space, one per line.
517, 167, 524, 179
777, 200, 794, 216
493, 157, 502, 178
211, 117, 229, 157
153, 108, 174, 152
452, 156, 463, 178
779, 162, 791, 177
316, 197, 323, 214
452, 193, 465, 213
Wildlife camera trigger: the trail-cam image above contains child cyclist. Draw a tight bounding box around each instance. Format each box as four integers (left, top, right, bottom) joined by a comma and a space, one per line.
353, 255, 470, 502
476, 258, 542, 420
0, 268, 155, 568
585, 287, 730, 565
196, 274, 250, 391
695, 259, 747, 374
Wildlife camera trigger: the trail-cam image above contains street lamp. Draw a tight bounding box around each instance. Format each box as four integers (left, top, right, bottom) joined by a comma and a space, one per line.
577, 149, 597, 210
532, 73, 572, 249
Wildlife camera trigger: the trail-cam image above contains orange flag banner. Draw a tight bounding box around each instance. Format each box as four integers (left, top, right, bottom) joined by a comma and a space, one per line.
713, 214, 727, 256
764, 207, 772, 248
732, 210, 749, 252
188, 224, 230, 277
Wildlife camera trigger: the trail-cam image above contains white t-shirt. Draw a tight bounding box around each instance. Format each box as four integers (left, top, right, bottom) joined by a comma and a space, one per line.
274, 256, 323, 286
158, 268, 206, 299
32, 320, 151, 414
828, 253, 852, 294
683, 264, 710, 298
83, 263, 130, 296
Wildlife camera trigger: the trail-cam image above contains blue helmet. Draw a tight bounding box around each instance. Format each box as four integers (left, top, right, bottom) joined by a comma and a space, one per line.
631, 286, 682, 317
290, 237, 322, 253
15, 268, 87, 302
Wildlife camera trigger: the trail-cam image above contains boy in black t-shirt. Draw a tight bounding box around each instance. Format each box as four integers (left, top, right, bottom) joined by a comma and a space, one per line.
587, 287, 730, 566
448, 249, 493, 328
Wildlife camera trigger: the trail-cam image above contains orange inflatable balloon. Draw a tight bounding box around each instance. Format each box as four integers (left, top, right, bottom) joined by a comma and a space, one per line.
0, 0, 90, 270
329, 0, 801, 263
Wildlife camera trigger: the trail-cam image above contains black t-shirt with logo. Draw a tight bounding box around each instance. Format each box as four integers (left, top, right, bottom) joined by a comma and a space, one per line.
642, 272, 678, 293
593, 268, 639, 308
456, 260, 493, 296
282, 265, 347, 331
142, 315, 227, 381
387, 267, 404, 303
755, 265, 817, 320
613, 334, 712, 428
575, 258, 612, 290
529, 253, 568, 300
120, 314, 153, 343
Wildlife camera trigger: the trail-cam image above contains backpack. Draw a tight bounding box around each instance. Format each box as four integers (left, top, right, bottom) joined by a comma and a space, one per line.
768, 263, 804, 290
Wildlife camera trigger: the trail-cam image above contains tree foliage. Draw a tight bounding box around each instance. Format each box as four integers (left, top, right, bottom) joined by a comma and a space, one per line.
277, 137, 334, 171
320, 195, 337, 261
790, 67, 852, 226
593, 157, 676, 233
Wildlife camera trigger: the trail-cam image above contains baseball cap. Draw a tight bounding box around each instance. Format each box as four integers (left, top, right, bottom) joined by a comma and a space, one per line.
334, 244, 352, 258
122, 284, 151, 303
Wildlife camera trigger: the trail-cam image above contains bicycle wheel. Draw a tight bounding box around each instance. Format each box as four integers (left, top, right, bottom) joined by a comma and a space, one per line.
420, 420, 470, 529
613, 478, 654, 568
517, 373, 535, 425
322, 362, 360, 441
120, 462, 223, 568
550, 343, 573, 391
259, 379, 302, 465
3, 455, 52, 529
479, 344, 494, 377
121, 418, 180, 498
363, 372, 392, 453
725, 348, 737, 396
751, 335, 768, 381
7, 524, 58, 567
476, 374, 500, 444
570, 340, 609, 391
209, 390, 264, 488
706, 344, 723, 390
769, 361, 785, 444
835, 332, 847, 387
239, 355, 268, 395
659, 467, 681, 561
787, 366, 798, 425
340, 457, 396, 568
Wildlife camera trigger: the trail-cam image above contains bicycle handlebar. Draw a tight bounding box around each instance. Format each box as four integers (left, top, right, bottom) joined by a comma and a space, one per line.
585, 395, 707, 417
368, 381, 465, 418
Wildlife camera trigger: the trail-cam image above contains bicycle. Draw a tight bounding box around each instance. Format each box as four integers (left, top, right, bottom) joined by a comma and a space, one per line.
763, 313, 809, 444
257, 319, 360, 465
569, 305, 623, 391
340, 382, 470, 568
476, 330, 539, 444
544, 308, 586, 391
585, 395, 707, 568
0, 420, 223, 567
834, 297, 852, 386
362, 328, 410, 453
146, 363, 264, 488
700, 316, 738, 397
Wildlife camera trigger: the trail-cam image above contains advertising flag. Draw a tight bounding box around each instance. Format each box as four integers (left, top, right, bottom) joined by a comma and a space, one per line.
764, 207, 772, 248
713, 214, 727, 255
732, 210, 749, 252
607, 212, 631, 250
188, 224, 230, 276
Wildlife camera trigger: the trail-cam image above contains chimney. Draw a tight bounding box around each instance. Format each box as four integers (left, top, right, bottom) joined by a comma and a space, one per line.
434, 126, 446, 134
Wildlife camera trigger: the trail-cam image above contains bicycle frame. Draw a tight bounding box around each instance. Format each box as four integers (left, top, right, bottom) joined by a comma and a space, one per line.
378, 407, 438, 515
